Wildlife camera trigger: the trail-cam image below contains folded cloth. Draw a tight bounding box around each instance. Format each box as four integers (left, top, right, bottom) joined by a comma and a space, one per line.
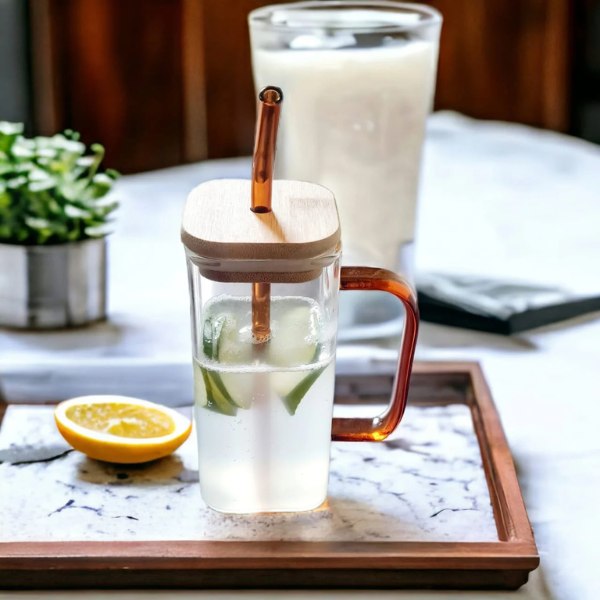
417, 272, 600, 335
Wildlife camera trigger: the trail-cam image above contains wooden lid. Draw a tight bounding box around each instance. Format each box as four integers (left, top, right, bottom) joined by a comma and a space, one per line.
181, 179, 341, 261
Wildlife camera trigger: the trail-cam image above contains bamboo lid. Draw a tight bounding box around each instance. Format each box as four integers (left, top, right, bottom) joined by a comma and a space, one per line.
181, 178, 341, 262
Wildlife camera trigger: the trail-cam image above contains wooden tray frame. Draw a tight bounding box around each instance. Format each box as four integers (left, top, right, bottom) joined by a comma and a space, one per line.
0, 362, 539, 590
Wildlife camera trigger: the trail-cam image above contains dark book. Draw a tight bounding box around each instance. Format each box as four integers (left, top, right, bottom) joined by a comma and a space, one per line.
417, 273, 600, 335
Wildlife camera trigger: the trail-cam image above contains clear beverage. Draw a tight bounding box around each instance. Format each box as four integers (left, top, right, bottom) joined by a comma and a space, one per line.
193, 295, 336, 513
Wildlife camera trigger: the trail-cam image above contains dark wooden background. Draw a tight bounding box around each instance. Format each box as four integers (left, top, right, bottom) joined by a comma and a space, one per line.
28, 0, 576, 173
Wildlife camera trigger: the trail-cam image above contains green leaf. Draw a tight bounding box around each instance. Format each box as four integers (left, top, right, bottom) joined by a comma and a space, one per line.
52, 135, 85, 155
90, 143, 105, 156
7, 176, 28, 189
46, 198, 62, 214
0, 122, 24, 135
64, 129, 81, 141
65, 204, 90, 219
28, 178, 57, 193
85, 144, 105, 180
28, 167, 53, 181
0, 122, 24, 154
59, 179, 88, 201
34, 136, 53, 148
0, 163, 15, 176
90, 200, 119, 218
17, 228, 29, 242
66, 227, 82, 241
0, 224, 12, 239
84, 224, 112, 237
11, 144, 35, 159
15, 161, 36, 173
92, 172, 113, 186
35, 147, 57, 159
25, 217, 52, 230
75, 156, 96, 168
37, 229, 53, 244
87, 173, 116, 199
18, 138, 35, 150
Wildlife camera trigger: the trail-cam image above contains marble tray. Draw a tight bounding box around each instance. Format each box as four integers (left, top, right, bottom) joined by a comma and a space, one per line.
0, 362, 538, 590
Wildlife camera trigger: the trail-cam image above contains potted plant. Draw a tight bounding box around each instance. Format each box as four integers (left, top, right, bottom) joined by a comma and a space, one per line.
0, 122, 119, 329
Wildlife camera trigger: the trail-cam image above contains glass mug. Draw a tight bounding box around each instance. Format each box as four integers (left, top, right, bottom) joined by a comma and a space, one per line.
186, 249, 418, 514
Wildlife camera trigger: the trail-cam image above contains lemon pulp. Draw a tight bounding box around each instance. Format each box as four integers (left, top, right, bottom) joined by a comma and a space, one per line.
65, 403, 176, 438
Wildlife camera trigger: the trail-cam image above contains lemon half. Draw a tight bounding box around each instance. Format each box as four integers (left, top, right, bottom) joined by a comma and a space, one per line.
55, 395, 192, 464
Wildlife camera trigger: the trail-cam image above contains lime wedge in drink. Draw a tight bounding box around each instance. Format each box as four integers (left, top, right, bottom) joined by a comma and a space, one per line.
200, 316, 244, 414
280, 365, 326, 416
268, 304, 325, 413
206, 369, 240, 415
212, 314, 254, 409
193, 361, 237, 417
198, 298, 329, 416
271, 370, 309, 397
218, 372, 254, 409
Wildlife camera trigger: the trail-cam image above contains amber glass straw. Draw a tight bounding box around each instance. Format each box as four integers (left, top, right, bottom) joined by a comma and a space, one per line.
251, 86, 282, 213
251, 86, 282, 342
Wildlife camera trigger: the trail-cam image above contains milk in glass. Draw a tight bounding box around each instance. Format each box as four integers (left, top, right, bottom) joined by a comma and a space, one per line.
252, 31, 438, 271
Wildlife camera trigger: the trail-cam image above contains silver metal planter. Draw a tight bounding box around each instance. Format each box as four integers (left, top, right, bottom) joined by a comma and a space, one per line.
0, 238, 107, 329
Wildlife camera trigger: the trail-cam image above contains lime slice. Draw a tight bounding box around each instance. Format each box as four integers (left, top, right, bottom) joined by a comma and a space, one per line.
201, 301, 326, 415
201, 313, 253, 409
271, 370, 310, 397
269, 303, 325, 413
193, 360, 237, 417
219, 372, 255, 409
269, 305, 319, 368
281, 365, 326, 416
203, 315, 225, 360
206, 371, 238, 416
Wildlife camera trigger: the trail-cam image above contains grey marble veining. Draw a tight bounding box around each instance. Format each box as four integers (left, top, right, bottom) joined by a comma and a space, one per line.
0, 403, 497, 542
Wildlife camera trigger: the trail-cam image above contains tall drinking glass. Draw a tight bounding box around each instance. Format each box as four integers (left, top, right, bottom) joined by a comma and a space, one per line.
249, 1, 441, 289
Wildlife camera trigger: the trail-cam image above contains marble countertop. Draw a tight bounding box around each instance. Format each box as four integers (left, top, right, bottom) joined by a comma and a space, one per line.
1, 112, 600, 599
0, 404, 496, 544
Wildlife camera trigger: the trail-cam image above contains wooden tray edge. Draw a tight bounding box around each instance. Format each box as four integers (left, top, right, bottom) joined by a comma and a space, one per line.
0, 361, 540, 590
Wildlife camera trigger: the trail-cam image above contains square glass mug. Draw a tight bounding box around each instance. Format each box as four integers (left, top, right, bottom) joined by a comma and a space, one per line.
185, 209, 419, 514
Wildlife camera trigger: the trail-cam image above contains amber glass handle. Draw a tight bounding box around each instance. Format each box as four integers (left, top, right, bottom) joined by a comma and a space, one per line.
331, 267, 419, 442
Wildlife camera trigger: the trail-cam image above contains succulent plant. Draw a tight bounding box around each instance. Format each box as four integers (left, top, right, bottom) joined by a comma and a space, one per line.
0, 122, 119, 245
